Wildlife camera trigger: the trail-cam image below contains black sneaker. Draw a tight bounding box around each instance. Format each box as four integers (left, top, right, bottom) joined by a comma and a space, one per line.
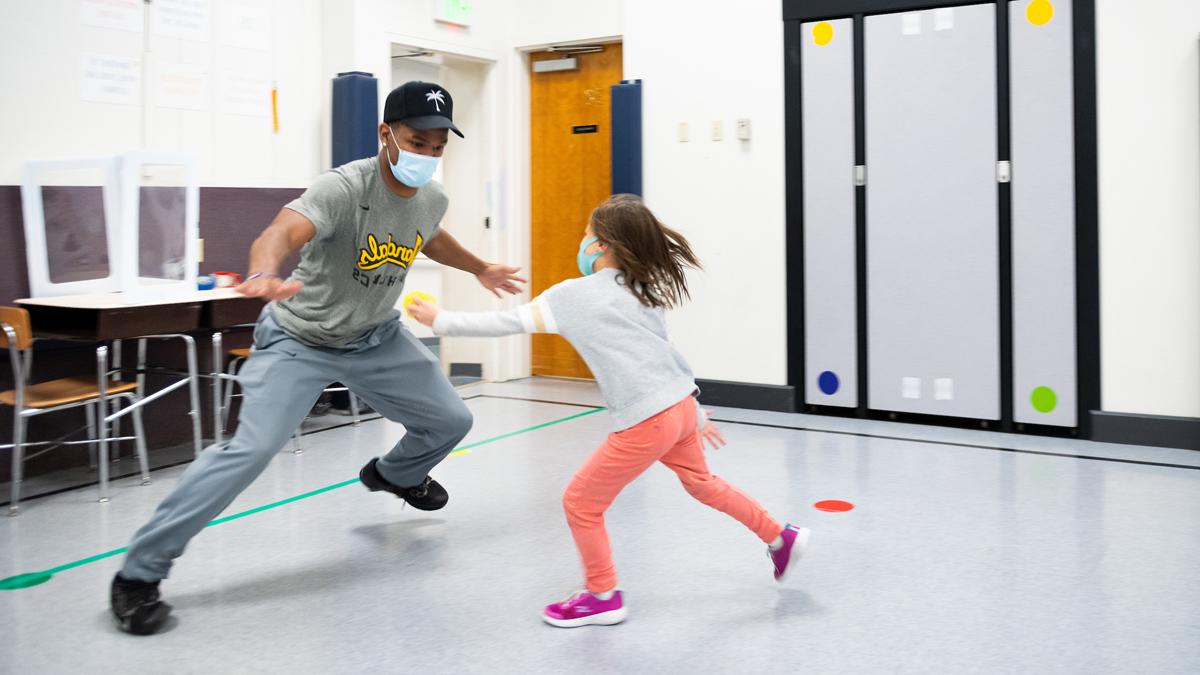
359, 458, 449, 511
111, 573, 172, 635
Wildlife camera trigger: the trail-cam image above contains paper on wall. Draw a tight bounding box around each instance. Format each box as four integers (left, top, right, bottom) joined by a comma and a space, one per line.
152, 0, 210, 42
902, 377, 922, 399
901, 13, 921, 36
80, 0, 143, 32
80, 53, 141, 105
220, 72, 270, 117
218, 0, 271, 51
155, 61, 209, 111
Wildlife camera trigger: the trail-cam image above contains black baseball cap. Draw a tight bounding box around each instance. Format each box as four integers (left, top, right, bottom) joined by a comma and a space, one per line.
383, 81, 463, 138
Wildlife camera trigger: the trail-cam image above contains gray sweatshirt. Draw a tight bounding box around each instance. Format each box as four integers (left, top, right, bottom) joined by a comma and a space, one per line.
433, 268, 699, 430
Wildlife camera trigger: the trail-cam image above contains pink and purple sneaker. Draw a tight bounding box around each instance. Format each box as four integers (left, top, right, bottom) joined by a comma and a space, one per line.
542, 589, 627, 628
769, 524, 812, 581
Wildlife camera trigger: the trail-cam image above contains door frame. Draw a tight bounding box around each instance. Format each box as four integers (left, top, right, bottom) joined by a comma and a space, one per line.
507, 36, 624, 381
382, 33, 520, 381
781, 0, 1100, 436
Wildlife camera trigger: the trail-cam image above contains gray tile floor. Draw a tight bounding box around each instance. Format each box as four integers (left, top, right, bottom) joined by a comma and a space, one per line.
2, 378, 1197, 674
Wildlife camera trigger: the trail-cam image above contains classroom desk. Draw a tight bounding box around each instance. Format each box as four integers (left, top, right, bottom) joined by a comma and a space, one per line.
15, 288, 263, 340
15, 289, 265, 499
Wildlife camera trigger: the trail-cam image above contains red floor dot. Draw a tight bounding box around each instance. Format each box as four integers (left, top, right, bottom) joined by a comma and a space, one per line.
814, 500, 855, 512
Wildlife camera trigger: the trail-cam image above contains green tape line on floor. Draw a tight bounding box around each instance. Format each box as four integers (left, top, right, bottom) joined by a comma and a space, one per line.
0, 406, 606, 591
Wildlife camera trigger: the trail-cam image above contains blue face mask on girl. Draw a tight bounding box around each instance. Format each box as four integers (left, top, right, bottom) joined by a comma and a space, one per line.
577, 236, 604, 276
387, 130, 440, 188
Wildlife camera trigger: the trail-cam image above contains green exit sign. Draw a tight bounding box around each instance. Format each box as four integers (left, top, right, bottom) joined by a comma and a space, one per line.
436, 0, 471, 27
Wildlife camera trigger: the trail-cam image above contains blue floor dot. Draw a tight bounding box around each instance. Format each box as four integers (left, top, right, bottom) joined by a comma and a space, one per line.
818, 371, 840, 395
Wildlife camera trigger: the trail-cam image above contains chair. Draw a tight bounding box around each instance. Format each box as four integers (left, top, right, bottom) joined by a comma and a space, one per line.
1, 307, 150, 516
220, 346, 360, 454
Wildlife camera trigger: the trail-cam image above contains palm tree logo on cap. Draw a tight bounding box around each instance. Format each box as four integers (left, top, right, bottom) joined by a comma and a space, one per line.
426, 90, 446, 111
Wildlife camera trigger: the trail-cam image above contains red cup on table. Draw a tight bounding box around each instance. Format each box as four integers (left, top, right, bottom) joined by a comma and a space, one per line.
212, 272, 242, 288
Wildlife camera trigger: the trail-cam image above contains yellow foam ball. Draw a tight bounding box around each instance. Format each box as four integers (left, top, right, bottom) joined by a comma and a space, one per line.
403, 291, 437, 315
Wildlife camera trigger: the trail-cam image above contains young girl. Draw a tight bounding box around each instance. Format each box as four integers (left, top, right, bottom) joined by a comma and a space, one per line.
408, 194, 810, 628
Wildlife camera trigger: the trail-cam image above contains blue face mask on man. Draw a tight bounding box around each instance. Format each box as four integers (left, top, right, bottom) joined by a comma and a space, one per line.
577, 236, 604, 276
386, 130, 440, 188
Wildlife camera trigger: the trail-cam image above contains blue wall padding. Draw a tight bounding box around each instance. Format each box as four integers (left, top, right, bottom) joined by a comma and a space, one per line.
332, 71, 379, 168
611, 79, 643, 196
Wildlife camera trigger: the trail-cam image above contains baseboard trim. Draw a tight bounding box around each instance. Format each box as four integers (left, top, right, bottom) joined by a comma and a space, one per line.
1090, 411, 1200, 451
695, 379, 796, 413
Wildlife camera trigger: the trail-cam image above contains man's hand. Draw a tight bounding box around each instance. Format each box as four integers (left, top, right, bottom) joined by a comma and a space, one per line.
700, 409, 726, 450
236, 275, 304, 301
238, 209, 316, 302
407, 297, 440, 327
476, 264, 527, 298
422, 230, 527, 298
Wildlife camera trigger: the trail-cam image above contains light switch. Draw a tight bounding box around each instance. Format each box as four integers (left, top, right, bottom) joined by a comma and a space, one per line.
736, 118, 751, 141
711, 120, 723, 142
678, 122, 689, 143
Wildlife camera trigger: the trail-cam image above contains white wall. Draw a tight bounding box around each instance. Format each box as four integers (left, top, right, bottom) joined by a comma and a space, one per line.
0, 0, 622, 380
1097, 0, 1200, 418
319, 0, 507, 174
506, 3, 623, 49
0, 0, 323, 187
330, 0, 622, 380
622, 0, 1200, 410
623, 0, 790, 385
9, 1, 1197, 414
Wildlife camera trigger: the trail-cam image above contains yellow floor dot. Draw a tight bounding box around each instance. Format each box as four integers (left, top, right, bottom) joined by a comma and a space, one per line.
813, 22, 834, 46
1027, 0, 1054, 26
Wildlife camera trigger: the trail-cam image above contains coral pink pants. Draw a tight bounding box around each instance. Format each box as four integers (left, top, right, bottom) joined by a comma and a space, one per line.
562, 396, 784, 593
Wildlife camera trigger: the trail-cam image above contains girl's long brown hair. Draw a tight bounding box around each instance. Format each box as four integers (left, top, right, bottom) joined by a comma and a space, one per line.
589, 194, 702, 309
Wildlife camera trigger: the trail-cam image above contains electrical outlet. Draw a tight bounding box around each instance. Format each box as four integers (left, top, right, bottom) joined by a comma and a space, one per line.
711, 120, 723, 142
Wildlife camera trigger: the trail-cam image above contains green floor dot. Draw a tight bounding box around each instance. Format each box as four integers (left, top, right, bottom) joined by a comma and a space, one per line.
0, 572, 53, 590
1031, 386, 1057, 413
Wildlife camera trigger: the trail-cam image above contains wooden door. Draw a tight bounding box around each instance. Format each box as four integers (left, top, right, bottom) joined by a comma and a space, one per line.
530, 43, 622, 378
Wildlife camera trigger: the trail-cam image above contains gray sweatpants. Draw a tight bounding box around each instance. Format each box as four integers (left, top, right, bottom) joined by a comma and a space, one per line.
120, 308, 473, 582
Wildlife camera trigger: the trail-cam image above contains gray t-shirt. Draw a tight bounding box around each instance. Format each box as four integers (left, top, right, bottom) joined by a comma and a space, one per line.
274, 157, 449, 346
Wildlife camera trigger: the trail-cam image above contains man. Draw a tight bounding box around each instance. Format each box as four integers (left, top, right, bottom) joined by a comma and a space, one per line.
109, 81, 524, 635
